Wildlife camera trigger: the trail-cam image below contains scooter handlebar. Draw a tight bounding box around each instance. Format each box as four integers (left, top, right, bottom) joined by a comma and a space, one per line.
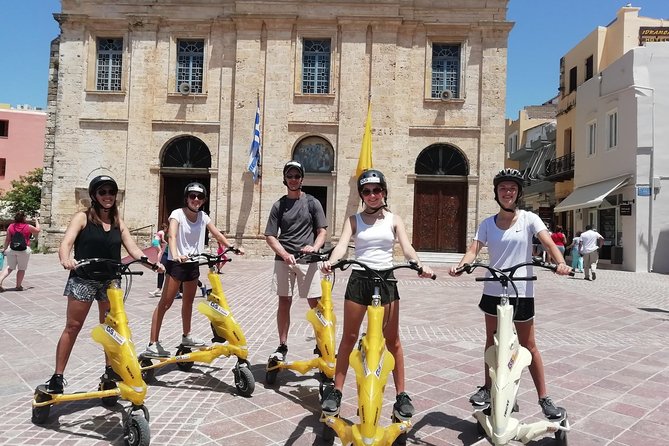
330, 258, 436, 280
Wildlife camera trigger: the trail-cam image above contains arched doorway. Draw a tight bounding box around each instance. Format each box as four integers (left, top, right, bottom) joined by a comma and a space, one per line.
292, 135, 335, 219
159, 135, 212, 226
412, 144, 468, 252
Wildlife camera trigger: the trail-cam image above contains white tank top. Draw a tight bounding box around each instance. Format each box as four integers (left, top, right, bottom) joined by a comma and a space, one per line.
353, 212, 395, 270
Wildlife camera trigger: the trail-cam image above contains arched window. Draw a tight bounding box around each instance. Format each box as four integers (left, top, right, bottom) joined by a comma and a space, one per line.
162, 136, 211, 168
415, 144, 468, 175
292, 136, 335, 173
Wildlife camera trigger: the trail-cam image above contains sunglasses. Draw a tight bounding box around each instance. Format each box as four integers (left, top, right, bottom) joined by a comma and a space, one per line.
361, 187, 384, 196
188, 193, 205, 200
97, 188, 117, 197
285, 174, 302, 180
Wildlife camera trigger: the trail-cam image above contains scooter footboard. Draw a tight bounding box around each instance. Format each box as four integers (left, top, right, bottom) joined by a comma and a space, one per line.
516, 418, 569, 443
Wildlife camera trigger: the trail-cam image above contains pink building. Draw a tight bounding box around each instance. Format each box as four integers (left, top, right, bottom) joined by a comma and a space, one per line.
0, 108, 46, 192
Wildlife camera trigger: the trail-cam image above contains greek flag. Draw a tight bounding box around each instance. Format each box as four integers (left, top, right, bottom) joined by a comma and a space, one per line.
248, 99, 261, 182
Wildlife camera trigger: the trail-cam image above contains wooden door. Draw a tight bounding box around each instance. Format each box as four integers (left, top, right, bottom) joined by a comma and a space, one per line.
412, 182, 467, 252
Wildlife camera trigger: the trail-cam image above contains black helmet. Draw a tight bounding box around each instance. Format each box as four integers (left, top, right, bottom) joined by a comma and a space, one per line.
88, 175, 118, 200
283, 160, 304, 178
357, 169, 387, 193
493, 168, 523, 207
184, 182, 207, 198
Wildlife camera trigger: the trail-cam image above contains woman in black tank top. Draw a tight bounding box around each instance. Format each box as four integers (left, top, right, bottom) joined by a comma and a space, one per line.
43, 175, 164, 394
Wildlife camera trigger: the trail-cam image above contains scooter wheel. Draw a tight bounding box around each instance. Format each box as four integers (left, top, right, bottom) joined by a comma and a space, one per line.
175, 346, 194, 372
124, 412, 150, 446
99, 380, 119, 407
31, 389, 52, 425
392, 433, 407, 446
265, 368, 278, 385
476, 420, 486, 436
234, 365, 255, 397
555, 416, 568, 446
140, 359, 155, 383
322, 424, 335, 445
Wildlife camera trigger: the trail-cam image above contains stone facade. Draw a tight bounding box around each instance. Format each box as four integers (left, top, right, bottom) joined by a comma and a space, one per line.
41, 0, 511, 257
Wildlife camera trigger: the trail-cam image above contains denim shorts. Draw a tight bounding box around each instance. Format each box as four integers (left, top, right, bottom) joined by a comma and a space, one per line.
478, 294, 535, 322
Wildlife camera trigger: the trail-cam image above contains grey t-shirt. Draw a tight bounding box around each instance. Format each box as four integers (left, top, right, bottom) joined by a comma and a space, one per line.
264, 193, 327, 260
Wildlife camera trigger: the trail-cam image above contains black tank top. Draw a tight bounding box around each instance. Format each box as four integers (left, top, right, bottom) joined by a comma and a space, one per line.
74, 221, 122, 262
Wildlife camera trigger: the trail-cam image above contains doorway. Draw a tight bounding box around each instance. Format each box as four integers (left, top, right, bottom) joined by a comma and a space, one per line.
412, 181, 467, 252
302, 185, 328, 217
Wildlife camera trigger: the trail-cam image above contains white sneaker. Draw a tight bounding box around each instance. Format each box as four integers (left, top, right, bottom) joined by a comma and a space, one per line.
148, 289, 161, 297
181, 334, 206, 347
143, 341, 170, 358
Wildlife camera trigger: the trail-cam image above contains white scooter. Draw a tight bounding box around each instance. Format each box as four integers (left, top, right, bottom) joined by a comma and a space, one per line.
456, 258, 571, 445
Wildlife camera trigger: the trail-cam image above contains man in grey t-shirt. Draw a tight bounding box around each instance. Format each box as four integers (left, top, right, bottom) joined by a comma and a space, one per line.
264, 160, 327, 362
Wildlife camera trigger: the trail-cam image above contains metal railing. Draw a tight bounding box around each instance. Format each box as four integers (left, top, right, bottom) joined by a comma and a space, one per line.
129, 224, 154, 244
545, 153, 574, 180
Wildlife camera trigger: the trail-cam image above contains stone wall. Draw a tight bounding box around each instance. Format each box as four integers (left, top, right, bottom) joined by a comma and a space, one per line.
43, 0, 511, 258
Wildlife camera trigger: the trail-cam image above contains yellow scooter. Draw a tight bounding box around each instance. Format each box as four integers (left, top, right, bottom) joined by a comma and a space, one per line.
139, 249, 255, 396
32, 257, 156, 446
265, 250, 337, 398
322, 259, 435, 446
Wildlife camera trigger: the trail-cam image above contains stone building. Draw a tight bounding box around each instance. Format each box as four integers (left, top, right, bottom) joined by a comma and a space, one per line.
40, 0, 512, 257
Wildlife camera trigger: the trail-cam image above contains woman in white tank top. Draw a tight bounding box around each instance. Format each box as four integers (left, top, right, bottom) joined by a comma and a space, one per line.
320, 170, 434, 419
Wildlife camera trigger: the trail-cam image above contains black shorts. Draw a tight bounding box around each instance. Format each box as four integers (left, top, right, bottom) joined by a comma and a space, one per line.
344, 269, 400, 306
165, 260, 200, 282
478, 294, 535, 322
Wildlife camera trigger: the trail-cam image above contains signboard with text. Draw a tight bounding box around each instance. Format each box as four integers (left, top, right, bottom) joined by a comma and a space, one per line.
619, 204, 632, 216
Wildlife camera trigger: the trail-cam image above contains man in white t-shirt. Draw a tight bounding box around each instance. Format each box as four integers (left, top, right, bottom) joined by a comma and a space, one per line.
579, 225, 604, 281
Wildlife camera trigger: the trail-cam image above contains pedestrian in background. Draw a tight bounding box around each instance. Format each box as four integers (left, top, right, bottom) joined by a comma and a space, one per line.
149, 223, 168, 297
566, 231, 584, 273
579, 225, 604, 281
0, 211, 40, 291
550, 225, 567, 264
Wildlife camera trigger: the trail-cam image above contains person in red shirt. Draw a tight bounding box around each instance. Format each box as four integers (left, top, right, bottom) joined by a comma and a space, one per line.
550, 225, 567, 263
0, 211, 40, 291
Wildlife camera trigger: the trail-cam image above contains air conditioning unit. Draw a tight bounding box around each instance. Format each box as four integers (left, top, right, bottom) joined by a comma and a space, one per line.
440, 90, 454, 101
178, 82, 191, 95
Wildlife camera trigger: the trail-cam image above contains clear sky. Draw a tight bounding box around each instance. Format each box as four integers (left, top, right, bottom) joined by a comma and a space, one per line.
1, 0, 667, 117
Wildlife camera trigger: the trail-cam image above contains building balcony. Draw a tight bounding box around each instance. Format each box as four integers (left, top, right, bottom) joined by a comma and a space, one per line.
544, 153, 574, 181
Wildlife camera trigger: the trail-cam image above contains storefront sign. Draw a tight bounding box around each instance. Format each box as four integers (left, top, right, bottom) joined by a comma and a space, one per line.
619, 204, 632, 216
639, 27, 669, 45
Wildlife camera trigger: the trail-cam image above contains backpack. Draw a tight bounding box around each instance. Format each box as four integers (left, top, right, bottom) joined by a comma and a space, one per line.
10, 225, 27, 251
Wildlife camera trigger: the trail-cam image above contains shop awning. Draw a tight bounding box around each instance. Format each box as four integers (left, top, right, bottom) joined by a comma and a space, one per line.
553, 176, 631, 212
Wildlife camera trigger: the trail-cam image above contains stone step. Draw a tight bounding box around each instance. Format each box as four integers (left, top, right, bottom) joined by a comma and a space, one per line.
417, 252, 463, 264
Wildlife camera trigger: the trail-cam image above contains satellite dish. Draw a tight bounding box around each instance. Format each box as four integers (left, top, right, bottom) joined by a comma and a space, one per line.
178, 82, 191, 95
440, 90, 454, 101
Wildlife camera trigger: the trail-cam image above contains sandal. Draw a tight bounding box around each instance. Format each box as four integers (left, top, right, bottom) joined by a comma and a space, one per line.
15, 285, 23, 291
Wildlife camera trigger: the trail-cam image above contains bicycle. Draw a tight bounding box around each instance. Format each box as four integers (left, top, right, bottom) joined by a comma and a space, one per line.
265, 249, 337, 398
139, 248, 255, 396
455, 257, 571, 445
321, 259, 435, 446
32, 257, 157, 446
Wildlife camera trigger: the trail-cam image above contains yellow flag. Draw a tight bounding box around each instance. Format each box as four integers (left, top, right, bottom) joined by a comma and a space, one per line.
355, 101, 373, 177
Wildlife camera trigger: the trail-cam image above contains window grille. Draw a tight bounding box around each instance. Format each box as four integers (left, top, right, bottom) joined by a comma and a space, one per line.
96, 38, 123, 91
431, 44, 461, 98
177, 40, 204, 93
302, 39, 331, 94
